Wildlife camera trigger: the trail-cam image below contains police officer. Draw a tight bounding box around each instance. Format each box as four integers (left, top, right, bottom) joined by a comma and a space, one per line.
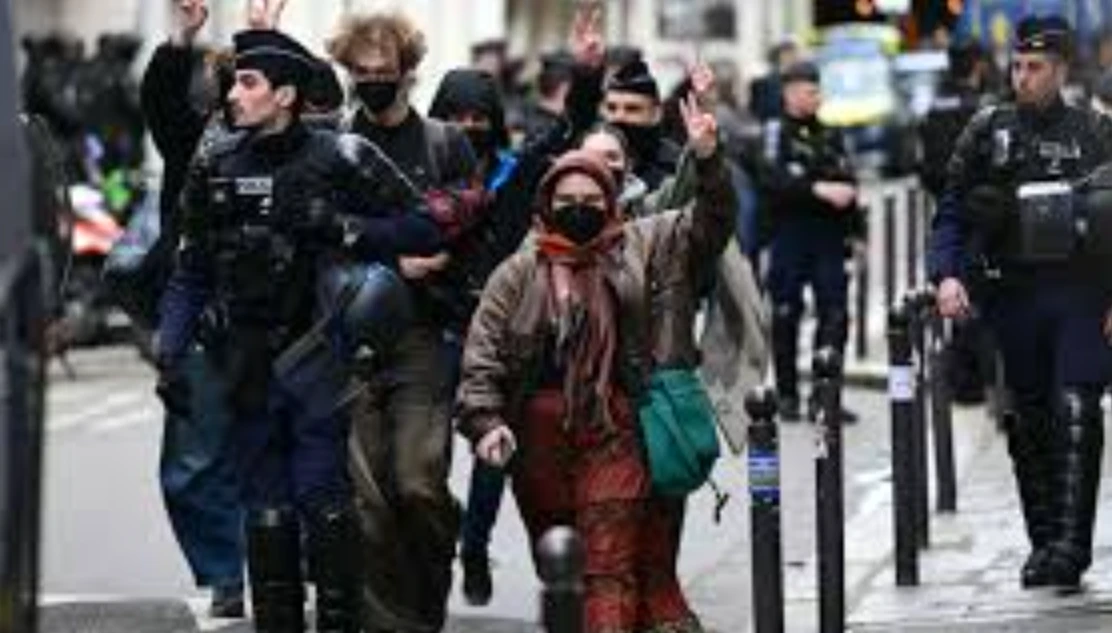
156, 29, 442, 632
755, 61, 865, 423
930, 15, 1112, 590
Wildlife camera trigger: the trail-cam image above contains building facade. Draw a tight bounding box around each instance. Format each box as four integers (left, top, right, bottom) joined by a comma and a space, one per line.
11, 0, 813, 108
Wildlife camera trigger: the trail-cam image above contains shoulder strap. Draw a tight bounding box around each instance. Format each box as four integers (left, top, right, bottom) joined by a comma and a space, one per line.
423, 118, 452, 186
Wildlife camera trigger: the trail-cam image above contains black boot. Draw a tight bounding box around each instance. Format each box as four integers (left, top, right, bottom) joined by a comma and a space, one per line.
1004, 410, 1060, 588
1045, 389, 1104, 591
307, 504, 360, 633
772, 301, 802, 422
246, 507, 305, 633
461, 549, 492, 606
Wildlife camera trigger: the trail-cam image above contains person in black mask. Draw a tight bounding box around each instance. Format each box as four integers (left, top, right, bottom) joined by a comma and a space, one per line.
327, 12, 479, 632
563, 6, 681, 193
327, 12, 474, 189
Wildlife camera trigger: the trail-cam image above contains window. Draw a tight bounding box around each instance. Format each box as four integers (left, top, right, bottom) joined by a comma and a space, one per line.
657, 0, 736, 40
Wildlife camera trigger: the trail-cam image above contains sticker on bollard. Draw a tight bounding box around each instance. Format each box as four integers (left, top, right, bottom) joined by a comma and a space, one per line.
749, 451, 780, 503
889, 365, 915, 402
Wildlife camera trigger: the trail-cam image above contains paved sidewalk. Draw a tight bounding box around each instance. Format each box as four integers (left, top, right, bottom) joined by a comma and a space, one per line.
845, 410, 1112, 633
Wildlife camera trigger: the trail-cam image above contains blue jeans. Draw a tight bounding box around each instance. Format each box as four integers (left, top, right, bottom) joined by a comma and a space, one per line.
230, 344, 352, 512
461, 462, 505, 557
159, 347, 244, 588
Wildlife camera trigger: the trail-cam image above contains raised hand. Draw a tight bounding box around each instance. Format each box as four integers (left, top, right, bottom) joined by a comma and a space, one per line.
246, 0, 289, 30
569, 1, 605, 69
173, 0, 209, 46
680, 92, 718, 160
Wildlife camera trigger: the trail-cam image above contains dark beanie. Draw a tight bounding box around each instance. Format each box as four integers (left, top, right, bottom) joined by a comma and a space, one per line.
607, 60, 660, 102
234, 29, 317, 90
782, 61, 820, 85
538, 150, 619, 220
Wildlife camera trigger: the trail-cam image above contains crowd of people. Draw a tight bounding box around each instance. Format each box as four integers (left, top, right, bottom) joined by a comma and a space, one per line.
25, 0, 1112, 630
133, 1, 764, 632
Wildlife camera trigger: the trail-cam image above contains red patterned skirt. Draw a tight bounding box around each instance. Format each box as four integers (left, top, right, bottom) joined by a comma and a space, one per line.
512, 389, 702, 633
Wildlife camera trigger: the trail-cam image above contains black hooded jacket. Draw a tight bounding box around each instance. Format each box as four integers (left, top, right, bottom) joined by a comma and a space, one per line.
427, 68, 575, 331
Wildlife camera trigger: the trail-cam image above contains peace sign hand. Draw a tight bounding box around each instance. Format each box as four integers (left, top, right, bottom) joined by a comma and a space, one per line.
246, 0, 289, 30
569, 1, 605, 69
680, 92, 718, 160
174, 0, 209, 46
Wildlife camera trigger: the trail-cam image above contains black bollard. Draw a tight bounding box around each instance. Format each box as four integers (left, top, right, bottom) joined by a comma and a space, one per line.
813, 348, 845, 633
537, 527, 585, 633
907, 188, 920, 290
887, 302, 919, 586
855, 225, 870, 361
928, 308, 958, 513
906, 290, 931, 550
884, 194, 897, 310
746, 387, 784, 633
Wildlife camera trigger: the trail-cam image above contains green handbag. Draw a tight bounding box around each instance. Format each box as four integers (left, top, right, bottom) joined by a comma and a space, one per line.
638, 368, 721, 496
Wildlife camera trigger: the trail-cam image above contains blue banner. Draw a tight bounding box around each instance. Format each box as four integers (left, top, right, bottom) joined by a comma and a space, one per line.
954, 0, 1112, 47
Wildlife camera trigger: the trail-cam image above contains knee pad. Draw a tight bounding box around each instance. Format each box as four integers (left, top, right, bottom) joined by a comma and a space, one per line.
816, 308, 849, 348
1059, 388, 1104, 427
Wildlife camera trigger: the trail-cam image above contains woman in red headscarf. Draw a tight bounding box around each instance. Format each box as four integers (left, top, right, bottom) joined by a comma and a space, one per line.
456, 94, 735, 633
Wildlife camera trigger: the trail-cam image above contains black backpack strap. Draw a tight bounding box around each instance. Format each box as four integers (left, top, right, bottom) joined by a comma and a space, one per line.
423, 118, 452, 186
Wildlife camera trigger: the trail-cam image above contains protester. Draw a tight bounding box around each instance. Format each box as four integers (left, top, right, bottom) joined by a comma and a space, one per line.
456, 91, 734, 633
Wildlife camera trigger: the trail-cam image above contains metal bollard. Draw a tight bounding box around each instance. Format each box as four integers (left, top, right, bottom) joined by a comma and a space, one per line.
855, 219, 870, 361
906, 290, 932, 550
537, 527, 585, 633
813, 348, 845, 633
907, 188, 920, 290
746, 387, 784, 633
887, 301, 919, 586
884, 194, 897, 310
927, 307, 958, 513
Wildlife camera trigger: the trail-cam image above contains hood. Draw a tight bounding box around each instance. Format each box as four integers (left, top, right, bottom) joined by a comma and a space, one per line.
428, 68, 509, 151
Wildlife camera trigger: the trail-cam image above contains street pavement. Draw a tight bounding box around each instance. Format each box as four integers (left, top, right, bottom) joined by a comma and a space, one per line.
34, 344, 1112, 632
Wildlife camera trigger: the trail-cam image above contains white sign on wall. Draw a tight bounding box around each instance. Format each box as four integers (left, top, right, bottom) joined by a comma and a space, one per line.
876, 0, 912, 14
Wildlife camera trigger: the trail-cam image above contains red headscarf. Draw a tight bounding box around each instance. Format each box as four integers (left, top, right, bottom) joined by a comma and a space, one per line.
534, 150, 625, 432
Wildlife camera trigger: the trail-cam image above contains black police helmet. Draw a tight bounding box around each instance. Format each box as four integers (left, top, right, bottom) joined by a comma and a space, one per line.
318, 263, 413, 353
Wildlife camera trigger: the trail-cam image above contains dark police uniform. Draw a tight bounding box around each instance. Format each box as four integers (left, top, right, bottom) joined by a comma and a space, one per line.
755, 65, 865, 419
928, 16, 1112, 590
156, 30, 442, 633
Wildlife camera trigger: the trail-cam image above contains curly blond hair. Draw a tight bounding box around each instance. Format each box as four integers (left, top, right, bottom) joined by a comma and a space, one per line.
327, 12, 427, 74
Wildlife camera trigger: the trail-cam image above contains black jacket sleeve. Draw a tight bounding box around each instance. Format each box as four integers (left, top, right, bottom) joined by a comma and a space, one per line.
566, 63, 604, 137
141, 42, 207, 171
330, 134, 445, 263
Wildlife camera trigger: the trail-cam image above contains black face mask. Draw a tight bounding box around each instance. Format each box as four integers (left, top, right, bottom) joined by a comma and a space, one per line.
612, 121, 660, 166
549, 203, 608, 245
356, 79, 400, 114
464, 127, 495, 158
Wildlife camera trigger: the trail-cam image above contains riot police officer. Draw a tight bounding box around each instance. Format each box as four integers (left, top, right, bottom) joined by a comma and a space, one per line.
156, 29, 442, 632
753, 61, 865, 422
930, 15, 1112, 590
